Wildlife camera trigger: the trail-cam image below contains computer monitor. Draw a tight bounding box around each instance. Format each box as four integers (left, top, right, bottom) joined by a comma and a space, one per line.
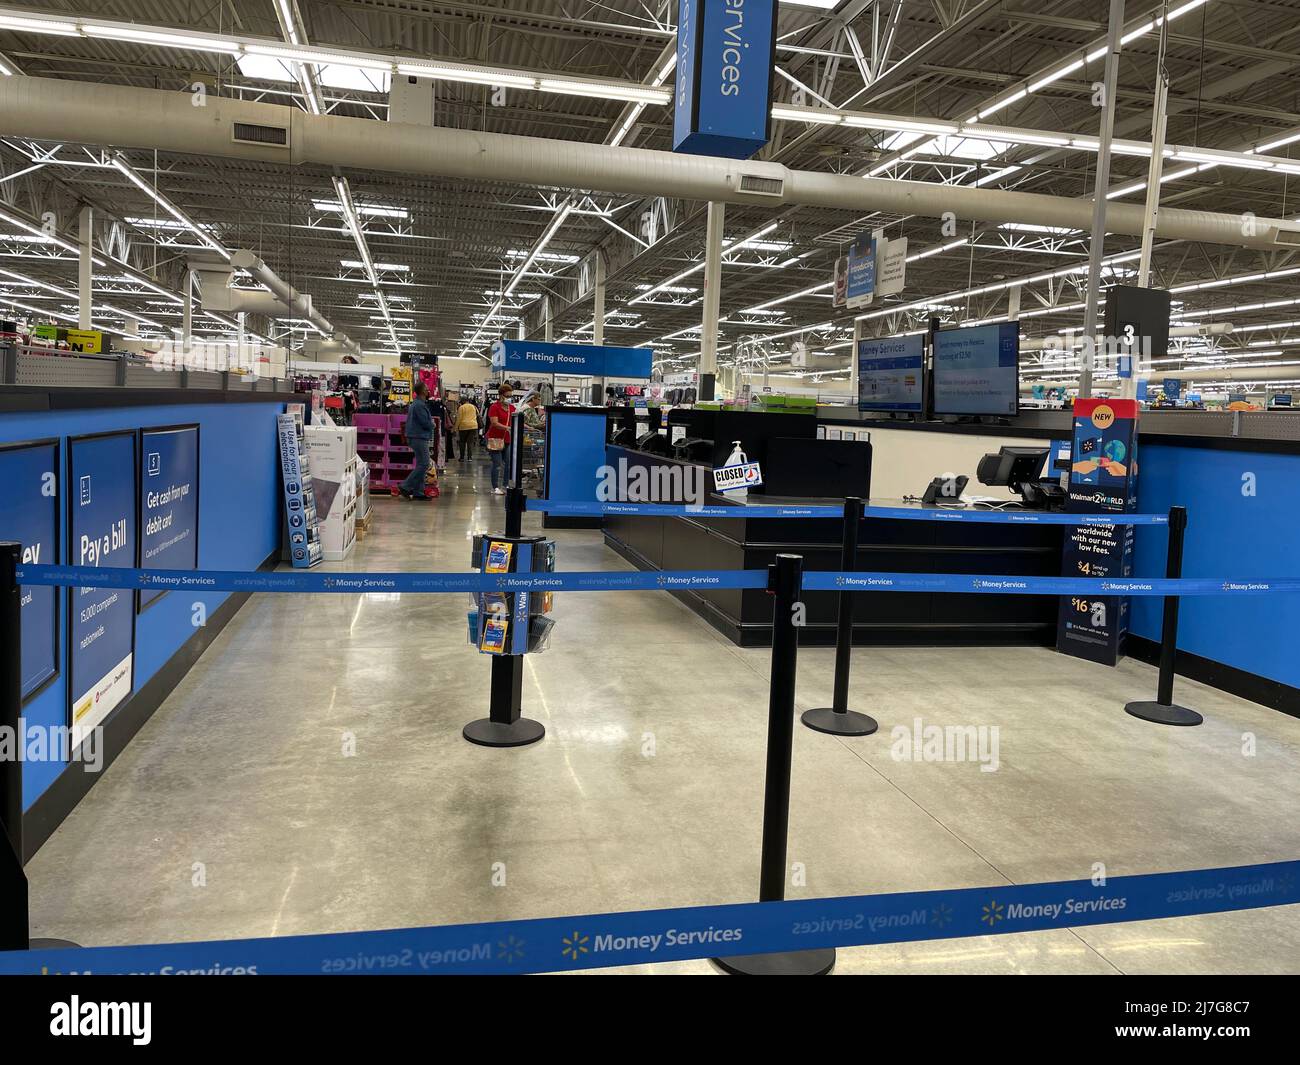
765, 438, 871, 499
977, 446, 1064, 508
931, 322, 1020, 417
857, 334, 925, 414
977, 446, 1047, 488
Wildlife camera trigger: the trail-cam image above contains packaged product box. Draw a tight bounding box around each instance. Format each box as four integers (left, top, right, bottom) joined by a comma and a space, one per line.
479, 614, 509, 654
485, 540, 513, 573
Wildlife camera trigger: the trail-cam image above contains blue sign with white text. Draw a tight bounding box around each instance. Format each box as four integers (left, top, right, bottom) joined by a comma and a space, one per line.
932, 322, 1020, 416
846, 232, 877, 305
68, 432, 136, 744
490, 339, 653, 379
673, 0, 776, 159
858, 334, 924, 413
139, 426, 199, 609
0, 440, 59, 700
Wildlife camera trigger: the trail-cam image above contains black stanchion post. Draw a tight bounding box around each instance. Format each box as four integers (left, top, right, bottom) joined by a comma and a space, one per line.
714, 554, 835, 976
802, 496, 878, 737
0, 542, 30, 950
1125, 506, 1202, 726
505, 485, 524, 537
510, 410, 525, 490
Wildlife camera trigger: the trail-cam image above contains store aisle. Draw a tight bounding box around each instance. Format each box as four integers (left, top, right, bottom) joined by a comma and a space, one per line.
25, 464, 1300, 974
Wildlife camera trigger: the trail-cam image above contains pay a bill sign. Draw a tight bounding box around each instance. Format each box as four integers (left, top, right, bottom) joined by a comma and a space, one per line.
713, 461, 763, 493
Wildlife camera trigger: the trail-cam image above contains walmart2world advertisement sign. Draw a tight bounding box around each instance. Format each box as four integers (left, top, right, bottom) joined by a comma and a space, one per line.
139, 426, 199, 609
0, 439, 60, 701
490, 339, 653, 379
673, 0, 777, 159
68, 431, 137, 747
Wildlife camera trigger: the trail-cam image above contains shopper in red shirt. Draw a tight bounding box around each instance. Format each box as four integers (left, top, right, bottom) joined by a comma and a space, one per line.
485, 383, 515, 495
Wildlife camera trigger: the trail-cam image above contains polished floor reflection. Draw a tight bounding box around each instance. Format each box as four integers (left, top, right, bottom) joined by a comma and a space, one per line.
26, 460, 1300, 974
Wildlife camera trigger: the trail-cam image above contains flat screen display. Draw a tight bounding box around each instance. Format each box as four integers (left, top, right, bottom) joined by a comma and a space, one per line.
857, 334, 924, 413
932, 322, 1019, 416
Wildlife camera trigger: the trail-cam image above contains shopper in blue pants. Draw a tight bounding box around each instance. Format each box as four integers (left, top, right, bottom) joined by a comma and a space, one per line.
485, 384, 514, 495
398, 381, 434, 500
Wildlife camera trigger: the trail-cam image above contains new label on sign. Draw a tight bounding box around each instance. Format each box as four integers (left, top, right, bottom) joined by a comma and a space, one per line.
0, 439, 60, 700
68, 431, 137, 747
713, 461, 763, 493
673, 0, 777, 159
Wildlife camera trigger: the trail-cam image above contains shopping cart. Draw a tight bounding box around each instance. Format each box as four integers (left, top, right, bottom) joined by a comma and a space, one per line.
519, 425, 545, 490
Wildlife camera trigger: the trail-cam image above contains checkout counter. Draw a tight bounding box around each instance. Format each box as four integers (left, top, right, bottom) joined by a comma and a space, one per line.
544, 404, 1064, 647
540, 402, 1300, 717
602, 460, 1062, 647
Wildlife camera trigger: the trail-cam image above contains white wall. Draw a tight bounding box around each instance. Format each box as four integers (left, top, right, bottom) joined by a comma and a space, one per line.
858, 425, 1056, 501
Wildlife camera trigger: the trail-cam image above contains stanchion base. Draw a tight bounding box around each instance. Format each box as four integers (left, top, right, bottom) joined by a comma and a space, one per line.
463, 717, 546, 747
30, 938, 81, 949
1125, 700, 1203, 727
711, 947, 835, 976
801, 707, 878, 737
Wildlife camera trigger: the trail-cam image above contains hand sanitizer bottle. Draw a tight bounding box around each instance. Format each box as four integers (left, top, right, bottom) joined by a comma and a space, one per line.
724, 440, 748, 502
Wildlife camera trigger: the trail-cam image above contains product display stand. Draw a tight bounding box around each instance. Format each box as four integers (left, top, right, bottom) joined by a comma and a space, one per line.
714, 554, 835, 976
0, 542, 78, 951
802, 496, 879, 737
463, 488, 547, 748
1125, 506, 1203, 726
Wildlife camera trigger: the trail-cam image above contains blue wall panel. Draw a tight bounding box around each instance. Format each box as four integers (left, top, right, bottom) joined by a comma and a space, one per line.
545, 411, 608, 506
0, 401, 283, 808
1133, 443, 1300, 689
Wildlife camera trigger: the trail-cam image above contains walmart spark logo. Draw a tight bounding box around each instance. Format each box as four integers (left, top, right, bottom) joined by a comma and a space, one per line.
981, 900, 1005, 927
931, 903, 953, 929
497, 935, 526, 963
561, 931, 590, 962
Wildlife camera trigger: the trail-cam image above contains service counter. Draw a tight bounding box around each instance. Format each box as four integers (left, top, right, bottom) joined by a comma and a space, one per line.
540, 405, 1300, 716
601, 445, 1062, 647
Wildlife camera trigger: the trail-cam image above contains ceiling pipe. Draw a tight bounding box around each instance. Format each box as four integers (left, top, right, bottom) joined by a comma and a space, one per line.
1022, 360, 1300, 391
3, 76, 1298, 251
1023, 322, 1234, 351
228, 250, 359, 355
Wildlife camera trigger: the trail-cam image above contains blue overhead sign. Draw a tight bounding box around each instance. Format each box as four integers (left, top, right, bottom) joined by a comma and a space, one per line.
490, 339, 654, 379
846, 232, 877, 306
672, 0, 777, 159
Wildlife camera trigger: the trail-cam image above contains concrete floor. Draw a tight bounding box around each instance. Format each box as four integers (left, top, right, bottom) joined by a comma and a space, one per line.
27, 457, 1300, 974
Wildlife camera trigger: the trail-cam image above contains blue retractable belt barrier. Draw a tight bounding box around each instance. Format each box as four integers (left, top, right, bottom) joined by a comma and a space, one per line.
16, 565, 1297, 597
15, 565, 769, 594
801, 572, 1299, 597
529, 499, 843, 518
2, 858, 1295, 975
526, 499, 1170, 525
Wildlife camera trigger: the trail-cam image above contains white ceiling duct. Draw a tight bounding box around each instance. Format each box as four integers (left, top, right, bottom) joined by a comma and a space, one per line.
189, 251, 359, 354
1023, 360, 1300, 391
1023, 322, 1234, 351
3, 76, 1297, 251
